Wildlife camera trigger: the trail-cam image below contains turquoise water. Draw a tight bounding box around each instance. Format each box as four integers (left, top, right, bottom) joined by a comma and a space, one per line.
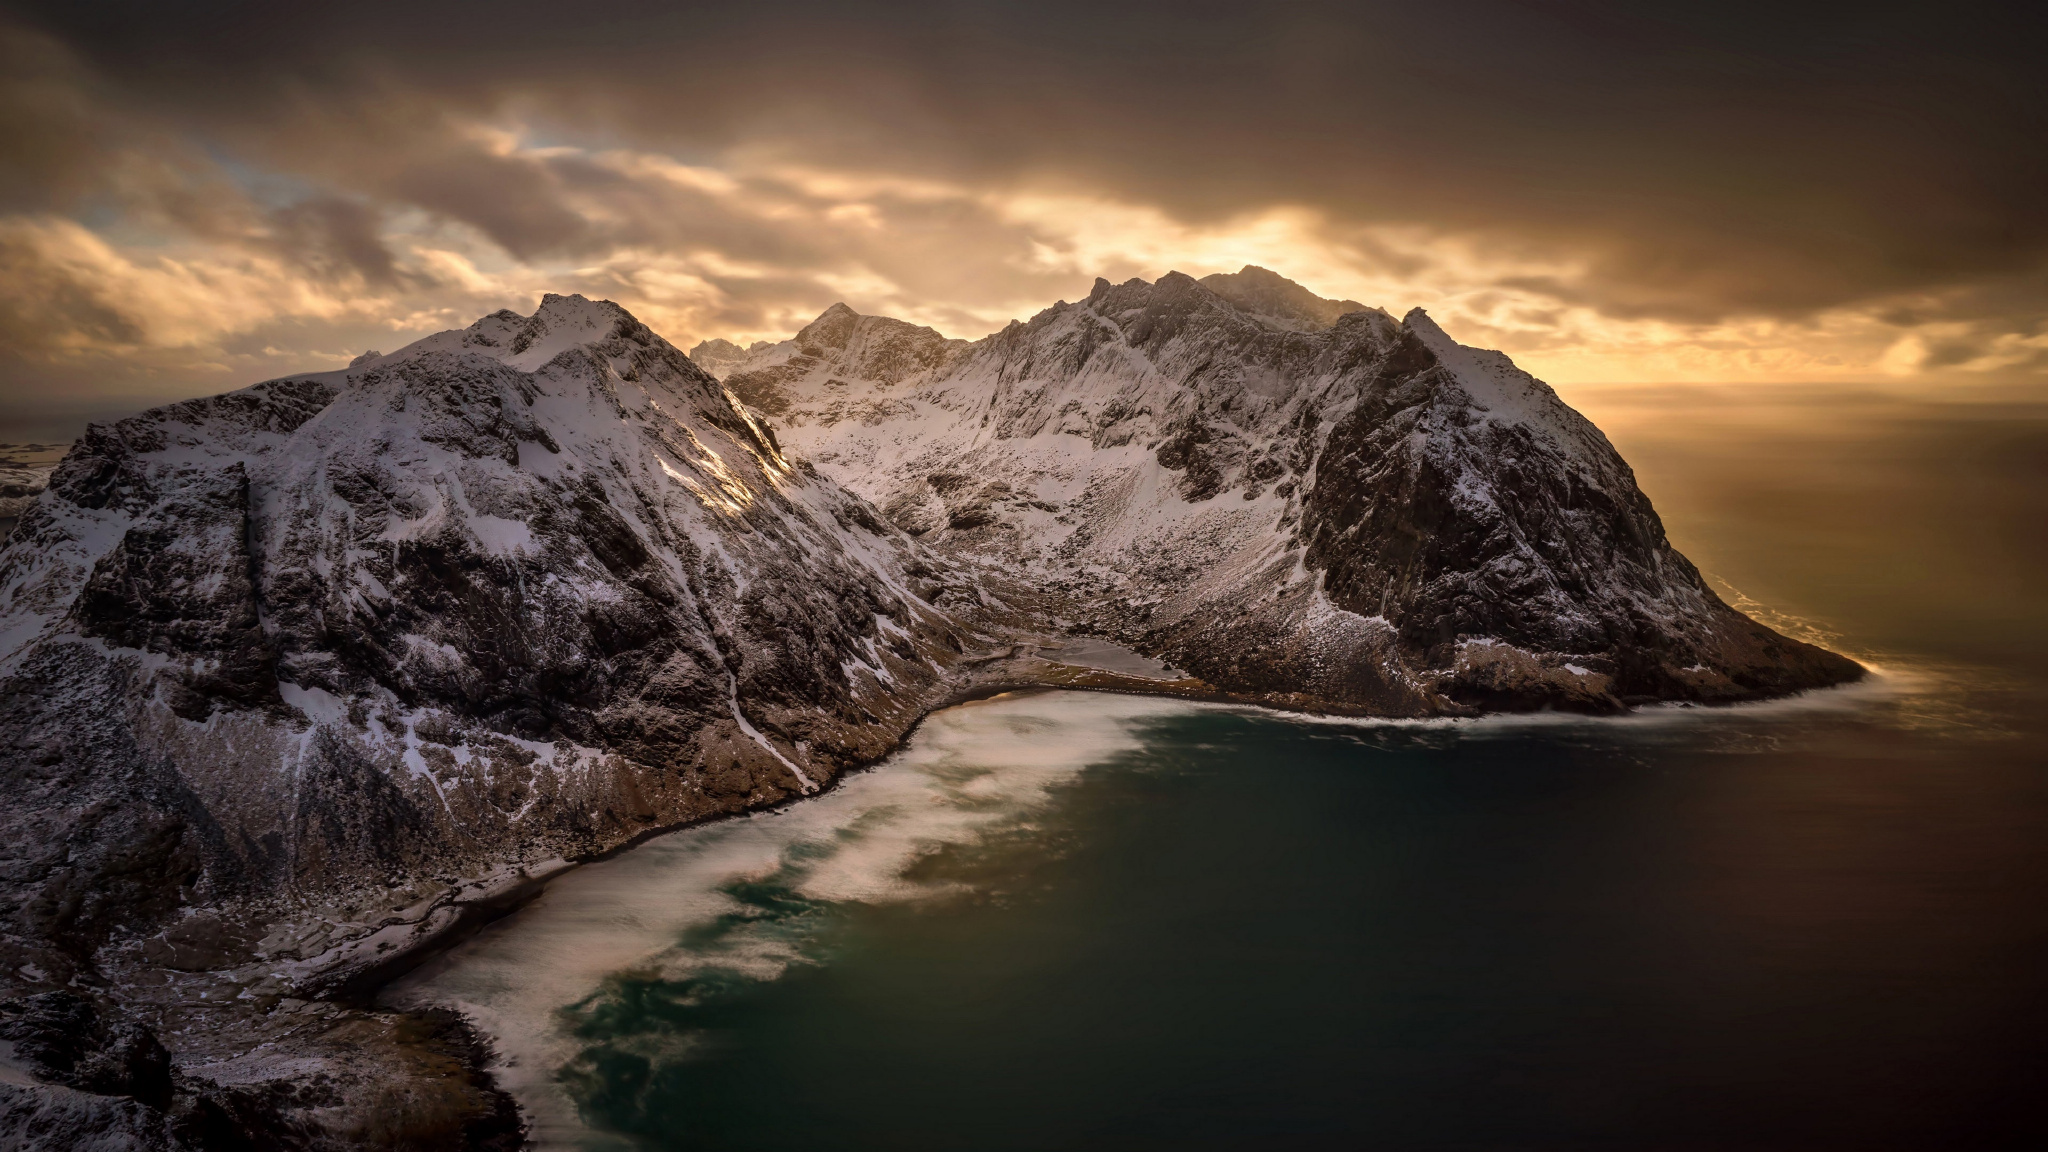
390, 385, 2048, 1149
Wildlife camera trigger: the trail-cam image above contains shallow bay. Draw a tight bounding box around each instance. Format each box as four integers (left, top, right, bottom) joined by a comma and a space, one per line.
390, 384, 2048, 1150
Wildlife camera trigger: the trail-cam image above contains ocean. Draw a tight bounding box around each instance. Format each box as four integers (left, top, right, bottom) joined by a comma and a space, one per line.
386, 383, 2048, 1150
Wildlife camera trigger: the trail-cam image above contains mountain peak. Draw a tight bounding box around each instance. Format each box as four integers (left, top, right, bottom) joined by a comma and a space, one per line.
375, 293, 654, 374
1200, 266, 1369, 331
534, 291, 623, 321
1401, 306, 1442, 337
687, 337, 750, 378
511, 293, 638, 366
796, 302, 863, 352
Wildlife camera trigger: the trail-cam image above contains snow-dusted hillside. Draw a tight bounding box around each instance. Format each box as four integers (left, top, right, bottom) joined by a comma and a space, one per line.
0, 295, 1026, 1145
716, 266, 1860, 714
0, 292, 1000, 936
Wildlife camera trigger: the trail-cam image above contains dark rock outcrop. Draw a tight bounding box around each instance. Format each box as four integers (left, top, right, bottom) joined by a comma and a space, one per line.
1, 992, 173, 1107
0, 991, 523, 1151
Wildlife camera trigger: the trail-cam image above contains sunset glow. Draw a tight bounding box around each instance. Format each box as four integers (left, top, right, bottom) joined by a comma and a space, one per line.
2, 3, 2041, 430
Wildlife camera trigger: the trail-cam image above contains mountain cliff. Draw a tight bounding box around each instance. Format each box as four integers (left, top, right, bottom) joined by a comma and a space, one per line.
716, 267, 1860, 715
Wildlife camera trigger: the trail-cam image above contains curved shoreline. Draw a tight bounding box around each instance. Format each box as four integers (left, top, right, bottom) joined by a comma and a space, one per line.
3, 642, 1864, 1150
364, 647, 1877, 1147
347, 644, 1873, 1009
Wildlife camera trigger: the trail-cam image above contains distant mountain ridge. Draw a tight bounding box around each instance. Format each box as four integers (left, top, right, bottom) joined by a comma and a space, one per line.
684, 335, 770, 379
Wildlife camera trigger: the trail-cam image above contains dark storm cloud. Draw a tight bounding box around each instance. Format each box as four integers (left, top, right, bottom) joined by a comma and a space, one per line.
9, 0, 2042, 323
1, 0, 2044, 419
0, 25, 104, 210
268, 197, 400, 284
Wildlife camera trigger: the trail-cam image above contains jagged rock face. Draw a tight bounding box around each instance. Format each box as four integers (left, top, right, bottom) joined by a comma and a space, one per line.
0, 294, 975, 971
0, 992, 173, 1107
709, 267, 1861, 714
1295, 314, 1853, 706
0, 990, 522, 1151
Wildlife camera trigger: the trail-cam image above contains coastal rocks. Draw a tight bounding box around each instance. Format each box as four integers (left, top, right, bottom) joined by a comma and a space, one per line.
0, 1080, 177, 1152
0, 992, 523, 1151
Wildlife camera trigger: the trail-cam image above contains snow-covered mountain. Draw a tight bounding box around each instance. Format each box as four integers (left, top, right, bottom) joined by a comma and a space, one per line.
0, 273, 1859, 1146
715, 267, 1860, 714
0, 291, 1000, 947
0, 295, 1022, 1144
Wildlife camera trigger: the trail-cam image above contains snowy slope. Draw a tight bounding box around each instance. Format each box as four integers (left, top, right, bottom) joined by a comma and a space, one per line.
714, 268, 1861, 714
0, 295, 999, 1010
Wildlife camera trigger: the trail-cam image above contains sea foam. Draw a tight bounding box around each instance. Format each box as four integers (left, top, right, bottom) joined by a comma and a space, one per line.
382, 690, 1201, 1149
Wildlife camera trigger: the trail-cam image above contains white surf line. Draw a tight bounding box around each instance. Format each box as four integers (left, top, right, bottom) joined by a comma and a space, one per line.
383, 692, 1196, 1150
729, 671, 818, 792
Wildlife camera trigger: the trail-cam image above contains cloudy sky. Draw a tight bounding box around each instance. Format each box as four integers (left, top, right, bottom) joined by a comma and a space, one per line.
1, 0, 2042, 432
